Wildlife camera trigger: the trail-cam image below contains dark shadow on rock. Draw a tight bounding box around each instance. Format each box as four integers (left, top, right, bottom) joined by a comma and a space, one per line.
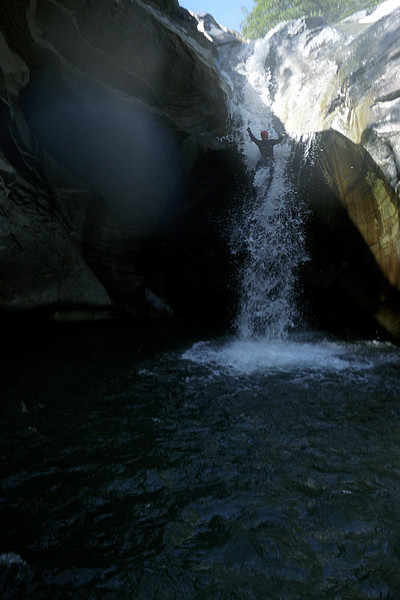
289, 133, 400, 341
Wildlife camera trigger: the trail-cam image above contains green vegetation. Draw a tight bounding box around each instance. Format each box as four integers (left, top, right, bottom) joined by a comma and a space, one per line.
241, 0, 383, 39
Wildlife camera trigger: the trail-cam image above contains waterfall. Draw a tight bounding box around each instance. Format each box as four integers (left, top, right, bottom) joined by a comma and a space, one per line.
219, 31, 309, 340
234, 163, 307, 340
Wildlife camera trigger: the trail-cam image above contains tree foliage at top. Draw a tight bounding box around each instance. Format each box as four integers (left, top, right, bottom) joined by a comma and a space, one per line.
241, 0, 383, 39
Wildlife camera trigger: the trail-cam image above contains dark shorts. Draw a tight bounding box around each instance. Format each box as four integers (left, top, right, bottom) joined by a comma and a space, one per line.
256, 158, 272, 171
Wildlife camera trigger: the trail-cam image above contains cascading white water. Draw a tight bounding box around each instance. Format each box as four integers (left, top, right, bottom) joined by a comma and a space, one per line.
234, 165, 307, 340
220, 31, 309, 340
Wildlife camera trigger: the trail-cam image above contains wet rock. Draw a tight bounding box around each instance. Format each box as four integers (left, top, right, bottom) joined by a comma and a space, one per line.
297, 130, 400, 341
0, 0, 232, 321
0, 553, 32, 600
267, 5, 400, 190
0, 159, 113, 318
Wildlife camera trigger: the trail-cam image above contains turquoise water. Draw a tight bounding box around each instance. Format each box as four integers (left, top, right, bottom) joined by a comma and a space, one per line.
1, 322, 400, 599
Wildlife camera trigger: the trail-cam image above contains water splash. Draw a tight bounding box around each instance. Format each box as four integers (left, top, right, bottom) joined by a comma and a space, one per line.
220, 35, 308, 340
181, 336, 383, 376
234, 168, 307, 340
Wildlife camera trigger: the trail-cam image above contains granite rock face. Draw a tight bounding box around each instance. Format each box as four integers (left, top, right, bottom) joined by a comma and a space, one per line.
0, 0, 234, 321
296, 130, 400, 340
0, 22, 112, 320
266, 5, 400, 192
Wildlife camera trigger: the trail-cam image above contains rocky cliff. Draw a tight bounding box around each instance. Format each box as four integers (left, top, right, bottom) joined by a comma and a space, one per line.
1, 0, 400, 341
293, 130, 400, 340
276, 6, 400, 341
265, 5, 400, 192
0, 0, 241, 323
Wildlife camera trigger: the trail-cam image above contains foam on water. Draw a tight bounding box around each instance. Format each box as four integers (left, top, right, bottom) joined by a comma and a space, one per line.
181, 336, 396, 376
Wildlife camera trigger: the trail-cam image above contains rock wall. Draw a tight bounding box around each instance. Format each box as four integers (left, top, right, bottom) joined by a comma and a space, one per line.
296, 130, 400, 341
266, 7, 400, 192
0, 0, 238, 322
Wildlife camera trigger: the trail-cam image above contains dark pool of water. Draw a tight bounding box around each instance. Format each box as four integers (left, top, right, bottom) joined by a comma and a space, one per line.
1, 321, 400, 599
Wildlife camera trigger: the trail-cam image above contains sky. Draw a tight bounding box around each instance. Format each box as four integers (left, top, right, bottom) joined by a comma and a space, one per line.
182, 0, 255, 32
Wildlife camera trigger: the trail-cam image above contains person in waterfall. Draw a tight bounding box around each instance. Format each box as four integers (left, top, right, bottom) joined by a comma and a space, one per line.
247, 127, 284, 172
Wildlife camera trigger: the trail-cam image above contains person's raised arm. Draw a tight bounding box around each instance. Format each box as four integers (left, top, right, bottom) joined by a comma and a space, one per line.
247, 127, 258, 144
